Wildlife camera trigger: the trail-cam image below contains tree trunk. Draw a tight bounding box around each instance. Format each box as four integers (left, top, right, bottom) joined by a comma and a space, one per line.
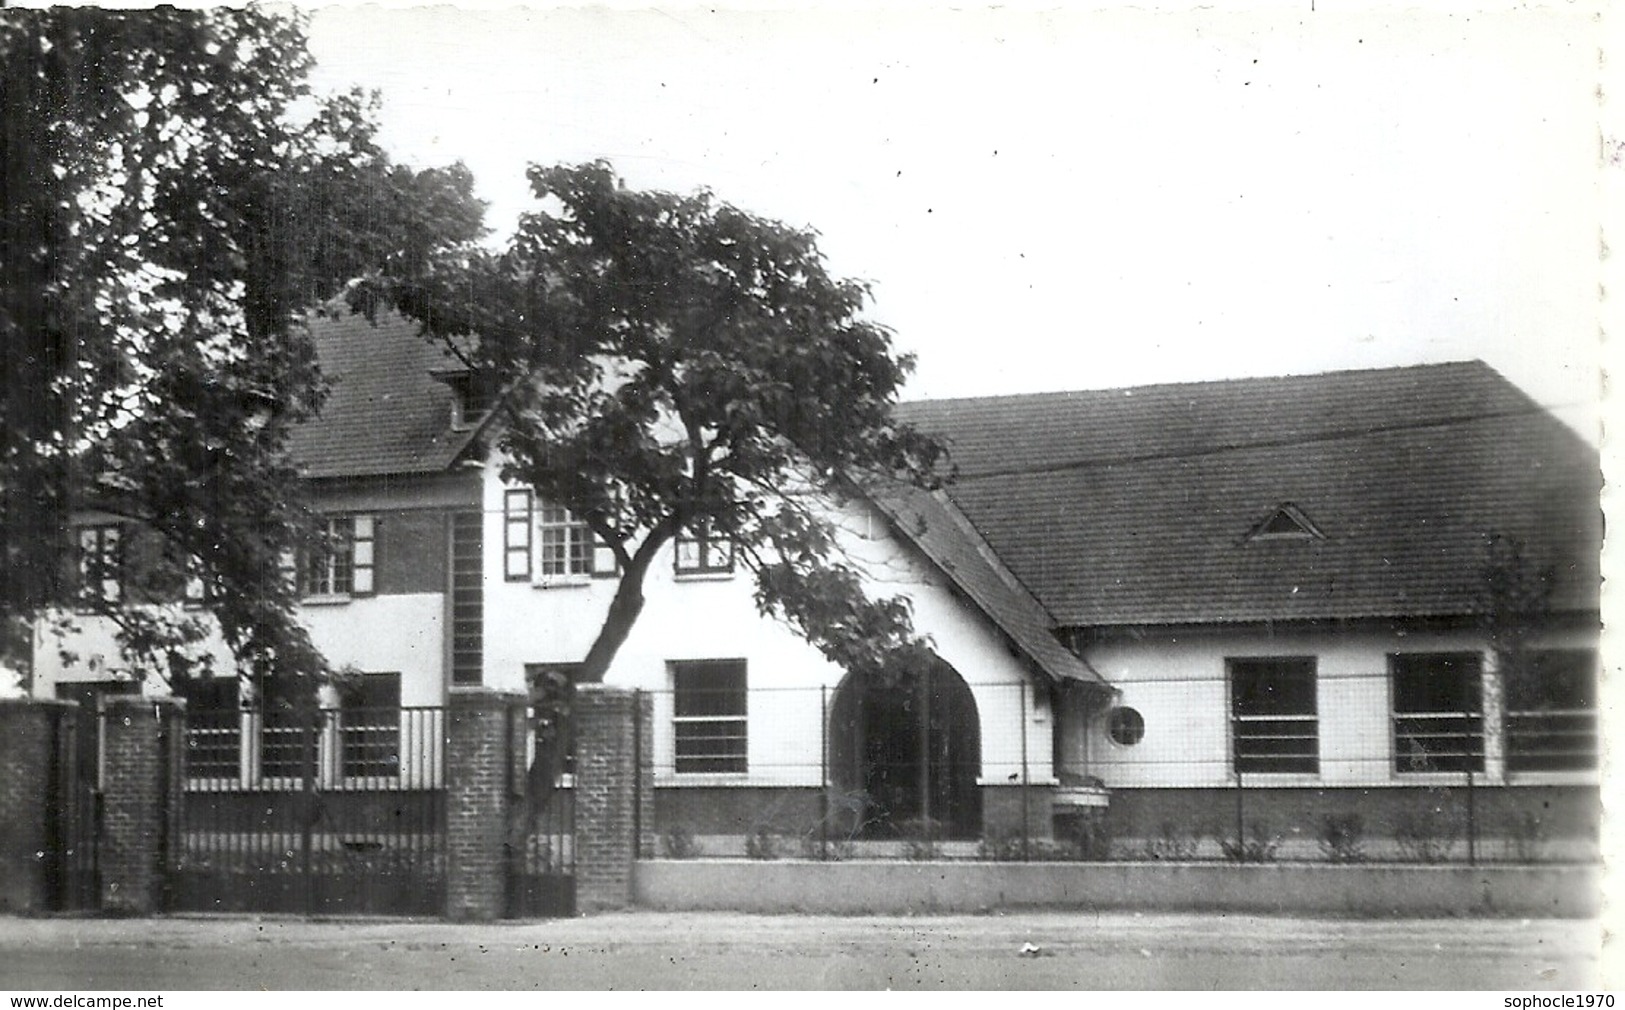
577, 567, 649, 684
516, 533, 665, 836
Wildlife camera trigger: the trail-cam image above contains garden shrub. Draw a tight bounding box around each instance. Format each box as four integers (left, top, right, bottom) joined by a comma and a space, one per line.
1316, 813, 1366, 863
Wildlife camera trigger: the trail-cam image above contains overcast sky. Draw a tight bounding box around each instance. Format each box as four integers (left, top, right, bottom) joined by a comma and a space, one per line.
303, 3, 1604, 439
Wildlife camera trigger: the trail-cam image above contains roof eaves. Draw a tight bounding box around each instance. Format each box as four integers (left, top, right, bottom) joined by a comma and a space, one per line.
865, 479, 1108, 689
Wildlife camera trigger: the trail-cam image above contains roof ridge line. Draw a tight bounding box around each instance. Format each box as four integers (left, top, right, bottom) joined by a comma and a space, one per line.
899, 358, 1487, 408
945, 403, 1570, 483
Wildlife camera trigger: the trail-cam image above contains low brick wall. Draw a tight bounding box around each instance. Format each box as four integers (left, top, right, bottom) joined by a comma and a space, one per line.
634, 860, 1599, 918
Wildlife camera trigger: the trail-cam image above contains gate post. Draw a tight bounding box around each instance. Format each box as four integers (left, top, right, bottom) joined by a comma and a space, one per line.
0, 699, 76, 913
574, 685, 651, 913
445, 687, 526, 921
99, 695, 185, 915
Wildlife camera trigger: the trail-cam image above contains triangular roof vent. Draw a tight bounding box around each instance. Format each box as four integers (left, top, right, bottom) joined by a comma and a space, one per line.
1246, 502, 1324, 542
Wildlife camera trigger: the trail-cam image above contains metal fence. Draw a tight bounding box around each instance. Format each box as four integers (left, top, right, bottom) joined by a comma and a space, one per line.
636, 673, 1599, 866
173, 705, 448, 915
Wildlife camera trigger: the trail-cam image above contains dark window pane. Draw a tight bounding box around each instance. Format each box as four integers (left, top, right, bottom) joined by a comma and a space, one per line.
259, 675, 313, 781
339, 672, 400, 780
1391, 653, 1485, 773
1230, 658, 1318, 774
673, 660, 747, 773
1230, 658, 1316, 716
1507, 648, 1598, 772
673, 662, 746, 717
1391, 653, 1482, 714
177, 677, 241, 781
1107, 706, 1144, 746
1509, 649, 1595, 710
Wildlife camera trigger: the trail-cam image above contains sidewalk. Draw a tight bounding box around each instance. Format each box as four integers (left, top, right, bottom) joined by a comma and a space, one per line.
0, 911, 1602, 990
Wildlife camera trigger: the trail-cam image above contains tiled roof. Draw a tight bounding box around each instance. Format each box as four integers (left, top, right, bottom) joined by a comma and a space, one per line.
866, 481, 1106, 687
896, 361, 1601, 627
286, 309, 480, 479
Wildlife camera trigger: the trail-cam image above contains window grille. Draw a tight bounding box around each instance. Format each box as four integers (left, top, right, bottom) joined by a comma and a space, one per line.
1391, 652, 1484, 774
339, 672, 401, 781
672, 659, 747, 774
1229, 657, 1319, 774
1506, 649, 1597, 772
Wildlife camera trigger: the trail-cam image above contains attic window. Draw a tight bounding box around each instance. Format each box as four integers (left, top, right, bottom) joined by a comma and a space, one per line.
1246, 503, 1323, 542
432, 368, 498, 430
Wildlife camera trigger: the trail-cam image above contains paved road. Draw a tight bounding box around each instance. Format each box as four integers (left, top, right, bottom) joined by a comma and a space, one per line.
0, 912, 1601, 990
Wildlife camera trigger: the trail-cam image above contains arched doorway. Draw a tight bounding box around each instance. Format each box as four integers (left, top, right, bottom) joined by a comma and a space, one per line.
827, 660, 982, 839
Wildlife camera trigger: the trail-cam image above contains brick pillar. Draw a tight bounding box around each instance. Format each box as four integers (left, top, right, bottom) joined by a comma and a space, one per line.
100, 695, 184, 915
445, 687, 526, 921
574, 685, 651, 912
0, 699, 75, 913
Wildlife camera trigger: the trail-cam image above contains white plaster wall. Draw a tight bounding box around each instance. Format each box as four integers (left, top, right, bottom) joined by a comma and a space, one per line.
32, 594, 447, 708
1084, 624, 1599, 789
479, 465, 1055, 787
31, 606, 233, 699
297, 594, 446, 707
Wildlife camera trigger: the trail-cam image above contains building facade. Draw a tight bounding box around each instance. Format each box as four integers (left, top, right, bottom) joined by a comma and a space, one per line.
31, 312, 1601, 858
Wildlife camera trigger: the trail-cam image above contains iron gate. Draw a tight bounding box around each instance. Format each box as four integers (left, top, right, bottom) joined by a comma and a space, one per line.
172, 705, 447, 916
43, 694, 103, 912
506, 697, 576, 918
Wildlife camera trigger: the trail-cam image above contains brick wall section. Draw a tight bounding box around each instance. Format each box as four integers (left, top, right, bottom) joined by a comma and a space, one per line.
444, 687, 526, 920
99, 695, 184, 915
574, 685, 652, 911
379, 510, 449, 594
0, 700, 73, 913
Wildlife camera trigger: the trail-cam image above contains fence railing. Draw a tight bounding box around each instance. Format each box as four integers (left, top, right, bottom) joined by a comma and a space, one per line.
629, 676, 1599, 866
182, 705, 446, 790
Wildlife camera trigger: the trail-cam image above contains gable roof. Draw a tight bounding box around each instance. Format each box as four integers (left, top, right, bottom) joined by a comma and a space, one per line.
896, 361, 1601, 627
865, 480, 1106, 688
286, 309, 481, 479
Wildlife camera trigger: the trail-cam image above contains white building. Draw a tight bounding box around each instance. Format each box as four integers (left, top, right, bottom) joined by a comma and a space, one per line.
34, 312, 1601, 857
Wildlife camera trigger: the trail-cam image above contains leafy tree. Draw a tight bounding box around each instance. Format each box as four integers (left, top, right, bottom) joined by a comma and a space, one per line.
363, 161, 947, 802
0, 8, 484, 697
1475, 532, 1556, 710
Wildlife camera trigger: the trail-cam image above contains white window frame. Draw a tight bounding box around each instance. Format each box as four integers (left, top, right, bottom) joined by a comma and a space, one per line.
1227, 656, 1319, 776
1390, 652, 1485, 776
671, 659, 748, 776
505, 488, 616, 586
301, 515, 375, 600
538, 502, 594, 580
182, 554, 208, 607
674, 521, 735, 577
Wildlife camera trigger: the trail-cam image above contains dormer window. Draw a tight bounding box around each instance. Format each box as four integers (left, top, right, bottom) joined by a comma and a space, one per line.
432, 367, 498, 431
1245, 502, 1324, 542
